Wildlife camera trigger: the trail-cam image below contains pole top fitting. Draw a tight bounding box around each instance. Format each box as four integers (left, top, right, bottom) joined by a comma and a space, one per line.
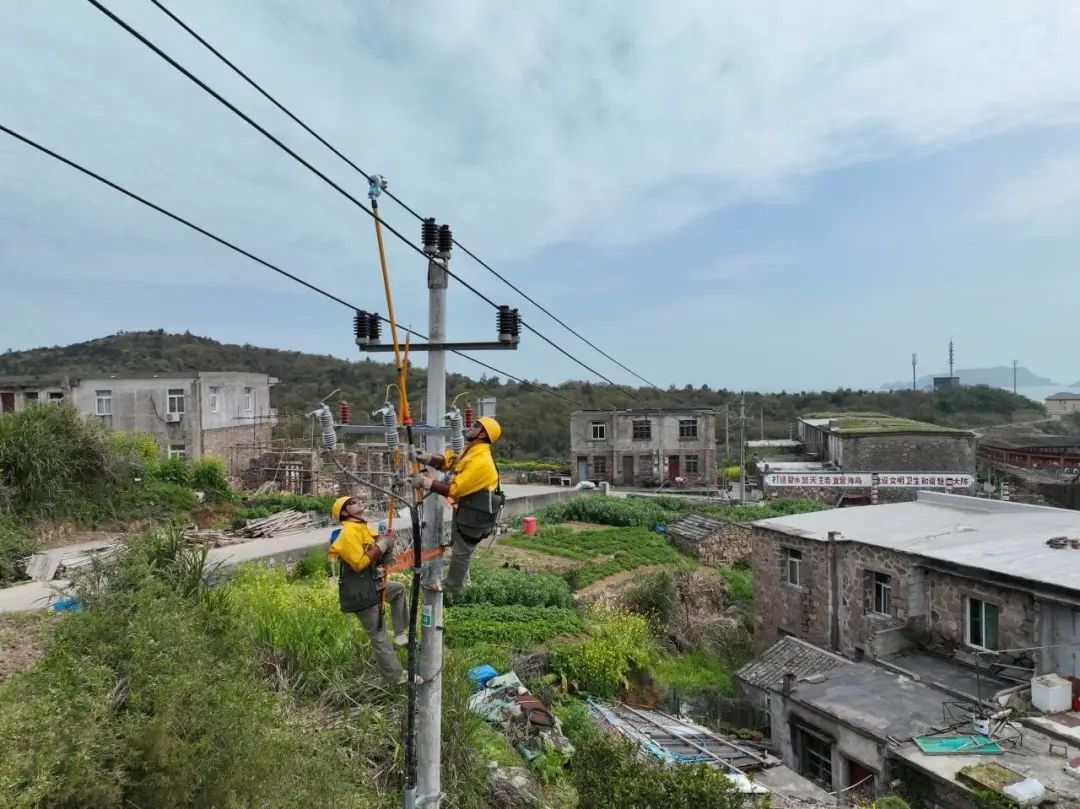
368, 174, 388, 199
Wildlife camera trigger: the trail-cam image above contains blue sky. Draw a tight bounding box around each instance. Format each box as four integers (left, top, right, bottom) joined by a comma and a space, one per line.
3, 1, 1080, 391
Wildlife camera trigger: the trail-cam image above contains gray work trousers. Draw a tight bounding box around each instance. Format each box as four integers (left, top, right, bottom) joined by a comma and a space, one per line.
444, 523, 482, 597
353, 579, 407, 681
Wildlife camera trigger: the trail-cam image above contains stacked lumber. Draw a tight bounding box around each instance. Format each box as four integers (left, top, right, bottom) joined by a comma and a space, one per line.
231, 509, 312, 538
183, 529, 241, 548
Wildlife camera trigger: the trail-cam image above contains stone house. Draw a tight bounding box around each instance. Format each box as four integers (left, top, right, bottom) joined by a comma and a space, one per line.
569, 408, 717, 486
665, 513, 751, 566
0, 371, 276, 470
1047, 392, 1080, 417
750, 492, 1080, 683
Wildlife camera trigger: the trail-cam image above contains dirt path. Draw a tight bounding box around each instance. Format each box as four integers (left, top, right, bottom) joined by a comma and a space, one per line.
0, 613, 58, 681
574, 564, 668, 600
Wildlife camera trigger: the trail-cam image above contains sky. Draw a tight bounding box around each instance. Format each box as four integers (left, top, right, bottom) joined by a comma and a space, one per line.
3, 1, 1080, 392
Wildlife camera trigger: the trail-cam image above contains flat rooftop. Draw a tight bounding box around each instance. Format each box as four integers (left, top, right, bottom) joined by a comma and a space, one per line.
755, 491, 1080, 593
800, 412, 971, 437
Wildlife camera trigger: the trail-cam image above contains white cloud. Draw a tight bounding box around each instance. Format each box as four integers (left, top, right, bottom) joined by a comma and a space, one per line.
3, 0, 1080, 296
987, 152, 1080, 225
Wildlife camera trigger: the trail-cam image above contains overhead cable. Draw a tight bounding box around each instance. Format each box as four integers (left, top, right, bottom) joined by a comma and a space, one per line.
145, 0, 661, 391
84, 0, 640, 399
0, 123, 584, 408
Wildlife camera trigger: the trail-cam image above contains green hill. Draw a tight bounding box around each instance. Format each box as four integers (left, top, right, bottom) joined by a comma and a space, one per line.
1, 331, 1044, 459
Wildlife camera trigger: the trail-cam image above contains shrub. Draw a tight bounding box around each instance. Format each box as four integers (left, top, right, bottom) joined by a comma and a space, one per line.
0, 515, 35, 586
548, 608, 654, 696
444, 605, 583, 648
717, 567, 753, 604
455, 564, 574, 608
0, 404, 116, 514
145, 456, 191, 486
190, 457, 231, 501
290, 547, 333, 581
109, 432, 160, 469
536, 495, 674, 528
620, 569, 676, 628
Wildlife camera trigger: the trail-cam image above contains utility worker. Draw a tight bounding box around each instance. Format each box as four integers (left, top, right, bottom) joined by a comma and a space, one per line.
328, 495, 412, 684
410, 416, 504, 597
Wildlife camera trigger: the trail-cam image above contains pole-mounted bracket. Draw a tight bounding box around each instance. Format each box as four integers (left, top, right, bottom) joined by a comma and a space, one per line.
358, 341, 518, 352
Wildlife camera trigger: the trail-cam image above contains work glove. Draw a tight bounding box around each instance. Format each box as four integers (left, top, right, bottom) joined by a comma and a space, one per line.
409, 472, 433, 491
375, 535, 395, 556
410, 447, 434, 466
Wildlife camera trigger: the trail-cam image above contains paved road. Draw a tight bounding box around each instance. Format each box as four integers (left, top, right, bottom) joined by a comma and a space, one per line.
0, 484, 580, 613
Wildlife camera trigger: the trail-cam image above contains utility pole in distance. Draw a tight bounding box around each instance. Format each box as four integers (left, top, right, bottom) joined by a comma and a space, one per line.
912, 353, 917, 391
1013, 359, 1018, 394
739, 393, 746, 504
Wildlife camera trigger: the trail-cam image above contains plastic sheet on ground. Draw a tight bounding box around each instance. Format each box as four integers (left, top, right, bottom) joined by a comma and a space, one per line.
467, 670, 573, 760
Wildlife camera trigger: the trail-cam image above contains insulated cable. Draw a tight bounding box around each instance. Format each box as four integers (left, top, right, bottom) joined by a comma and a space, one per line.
84, 0, 640, 399
144, 0, 661, 391
0, 123, 584, 408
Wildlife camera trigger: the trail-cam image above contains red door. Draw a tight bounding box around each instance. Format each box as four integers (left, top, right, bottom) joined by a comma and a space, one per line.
668, 455, 680, 481
0, 392, 13, 413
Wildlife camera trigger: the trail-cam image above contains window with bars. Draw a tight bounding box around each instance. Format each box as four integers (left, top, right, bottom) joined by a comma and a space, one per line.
167, 388, 185, 415
95, 390, 112, 416
593, 457, 607, 476
794, 725, 833, 789
678, 419, 698, 439
685, 455, 699, 474
872, 572, 892, 615
591, 422, 606, 440
244, 387, 254, 412
632, 420, 651, 440
168, 444, 187, 460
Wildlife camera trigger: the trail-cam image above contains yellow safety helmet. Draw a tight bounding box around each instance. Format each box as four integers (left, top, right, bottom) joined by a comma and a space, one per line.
477, 416, 501, 444
331, 496, 351, 521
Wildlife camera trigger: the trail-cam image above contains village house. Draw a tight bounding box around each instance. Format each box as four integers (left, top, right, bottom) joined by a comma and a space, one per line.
0, 371, 276, 468
569, 408, 717, 487
736, 493, 1080, 806
1046, 392, 1080, 417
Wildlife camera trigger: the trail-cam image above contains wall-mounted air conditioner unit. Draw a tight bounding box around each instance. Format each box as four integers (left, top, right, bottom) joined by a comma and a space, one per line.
165, 412, 182, 423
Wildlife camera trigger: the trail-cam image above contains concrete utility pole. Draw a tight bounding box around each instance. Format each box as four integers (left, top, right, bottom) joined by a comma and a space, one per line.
912, 353, 918, 391
759, 401, 764, 441
1013, 359, 1018, 394
724, 407, 730, 464
948, 337, 955, 380
417, 254, 448, 809
739, 393, 747, 504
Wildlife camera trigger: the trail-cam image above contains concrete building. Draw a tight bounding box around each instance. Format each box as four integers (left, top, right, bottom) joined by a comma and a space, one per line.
1047, 392, 1080, 417
750, 492, 1080, 684
0, 372, 276, 466
569, 408, 717, 486
796, 413, 975, 473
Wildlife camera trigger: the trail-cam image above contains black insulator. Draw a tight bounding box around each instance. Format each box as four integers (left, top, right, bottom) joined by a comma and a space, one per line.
369, 315, 382, 342
353, 310, 368, 341
421, 218, 438, 256
437, 224, 453, 257
497, 305, 520, 343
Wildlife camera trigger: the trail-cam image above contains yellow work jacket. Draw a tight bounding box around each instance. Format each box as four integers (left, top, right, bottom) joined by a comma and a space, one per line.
443, 442, 499, 500
327, 519, 376, 572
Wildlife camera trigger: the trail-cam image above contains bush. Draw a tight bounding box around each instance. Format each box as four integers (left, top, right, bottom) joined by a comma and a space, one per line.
145, 456, 191, 486
190, 457, 231, 501
289, 547, 333, 581
620, 569, 676, 628
444, 605, 584, 648
0, 515, 36, 586
536, 495, 673, 528
548, 608, 654, 696
717, 567, 753, 604
0, 404, 117, 514
455, 564, 574, 608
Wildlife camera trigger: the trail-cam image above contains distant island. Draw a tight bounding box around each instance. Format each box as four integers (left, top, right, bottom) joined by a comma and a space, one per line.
881, 366, 1060, 391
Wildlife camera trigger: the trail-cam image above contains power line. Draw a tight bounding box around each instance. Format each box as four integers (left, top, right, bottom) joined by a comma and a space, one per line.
145, 0, 661, 392
0, 123, 584, 407
83, 0, 640, 400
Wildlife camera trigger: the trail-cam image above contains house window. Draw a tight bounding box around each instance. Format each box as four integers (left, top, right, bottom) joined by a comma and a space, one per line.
593, 457, 607, 476
632, 420, 651, 440
167, 388, 185, 415
168, 444, 187, 460
244, 387, 254, 412
678, 419, 698, 439
872, 572, 892, 616
794, 725, 833, 789
48, 392, 64, 402
209, 386, 220, 413
25, 391, 38, 402
786, 548, 802, 586
591, 421, 606, 440
685, 454, 699, 474
967, 597, 1000, 650
95, 390, 112, 416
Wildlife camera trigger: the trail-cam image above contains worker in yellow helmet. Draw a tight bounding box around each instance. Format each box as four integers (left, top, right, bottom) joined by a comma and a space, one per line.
410, 416, 505, 597
327, 495, 414, 684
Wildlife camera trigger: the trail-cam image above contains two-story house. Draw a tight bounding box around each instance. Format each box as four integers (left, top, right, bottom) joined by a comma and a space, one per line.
569, 408, 717, 486
0, 371, 276, 469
